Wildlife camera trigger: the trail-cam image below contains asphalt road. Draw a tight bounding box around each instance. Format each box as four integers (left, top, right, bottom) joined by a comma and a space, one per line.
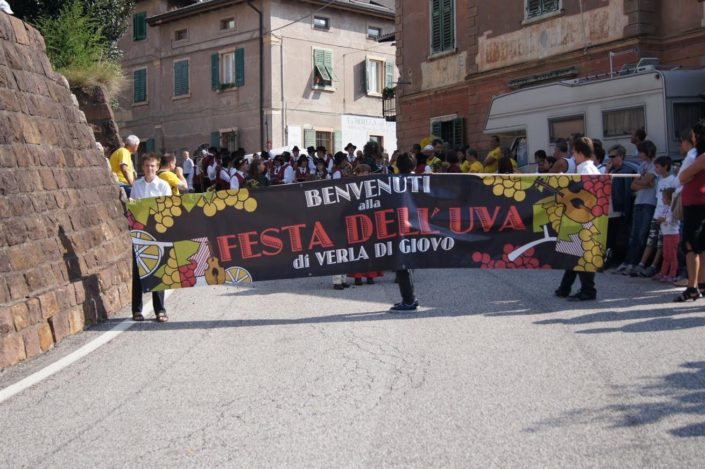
1, 269, 704, 468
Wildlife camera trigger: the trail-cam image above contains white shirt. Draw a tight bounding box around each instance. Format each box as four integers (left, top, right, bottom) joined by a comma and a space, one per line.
654, 174, 678, 219
207, 162, 217, 181
182, 157, 194, 188
229, 170, 246, 189
658, 205, 680, 236
566, 156, 577, 174
131, 177, 172, 200
282, 164, 295, 184
681, 147, 698, 172
576, 160, 600, 175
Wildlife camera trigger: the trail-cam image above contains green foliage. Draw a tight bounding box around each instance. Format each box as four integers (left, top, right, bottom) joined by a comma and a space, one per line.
35, 0, 125, 96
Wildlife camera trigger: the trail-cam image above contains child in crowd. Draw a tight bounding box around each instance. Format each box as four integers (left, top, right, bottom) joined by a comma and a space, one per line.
631, 155, 678, 277
655, 187, 680, 282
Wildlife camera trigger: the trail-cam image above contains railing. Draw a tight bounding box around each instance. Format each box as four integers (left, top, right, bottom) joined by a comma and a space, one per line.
383, 87, 396, 122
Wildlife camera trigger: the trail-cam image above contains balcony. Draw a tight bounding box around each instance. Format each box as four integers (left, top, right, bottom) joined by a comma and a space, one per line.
382, 86, 396, 122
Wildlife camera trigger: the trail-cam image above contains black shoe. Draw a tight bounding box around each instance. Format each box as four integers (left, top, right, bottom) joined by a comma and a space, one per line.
333, 284, 344, 290
389, 300, 419, 312
342, 282, 350, 288
366, 278, 375, 285
554, 288, 570, 298
354, 278, 363, 286
567, 292, 596, 301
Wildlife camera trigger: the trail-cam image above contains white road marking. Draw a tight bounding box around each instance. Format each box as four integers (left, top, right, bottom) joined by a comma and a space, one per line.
0, 290, 172, 404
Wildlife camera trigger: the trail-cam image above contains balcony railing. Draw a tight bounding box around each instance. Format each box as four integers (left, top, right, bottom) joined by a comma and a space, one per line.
383, 87, 396, 122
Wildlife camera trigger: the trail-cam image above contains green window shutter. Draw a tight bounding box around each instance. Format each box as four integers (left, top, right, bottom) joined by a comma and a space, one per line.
384, 61, 394, 89
441, 0, 454, 51
334, 130, 343, 153
431, 121, 442, 139
133, 69, 146, 103
431, 0, 441, 53
452, 117, 465, 148
174, 60, 189, 96
303, 129, 315, 148
363, 56, 370, 93
235, 48, 245, 87
133, 12, 147, 41
323, 50, 336, 81
313, 49, 331, 85
145, 138, 155, 153
211, 53, 220, 91
211, 131, 221, 148
527, 0, 541, 17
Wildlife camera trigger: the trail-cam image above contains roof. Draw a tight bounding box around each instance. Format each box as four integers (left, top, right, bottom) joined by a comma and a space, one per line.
148, 0, 394, 26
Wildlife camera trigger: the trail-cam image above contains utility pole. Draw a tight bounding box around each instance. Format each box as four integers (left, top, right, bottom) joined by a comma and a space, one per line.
247, 0, 265, 150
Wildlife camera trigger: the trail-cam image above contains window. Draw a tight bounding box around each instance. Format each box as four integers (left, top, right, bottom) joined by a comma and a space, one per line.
367, 26, 382, 40
364, 57, 394, 95
313, 49, 336, 89
133, 12, 147, 41
526, 0, 560, 19
430, 0, 454, 54
673, 102, 705, 140
174, 29, 188, 41
222, 130, 238, 152
313, 16, 330, 31
220, 18, 236, 30
369, 135, 384, 150
316, 131, 333, 151
174, 59, 189, 97
133, 68, 147, 103
602, 107, 645, 138
431, 117, 465, 149
211, 48, 245, 90
548, 115, 584, 143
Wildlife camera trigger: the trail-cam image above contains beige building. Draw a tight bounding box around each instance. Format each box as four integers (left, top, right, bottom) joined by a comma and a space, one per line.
115, 0, 397, 157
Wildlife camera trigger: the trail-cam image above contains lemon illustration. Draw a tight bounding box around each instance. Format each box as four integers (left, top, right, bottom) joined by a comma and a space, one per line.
224, 266, 253, 285
131, 230, 163, 278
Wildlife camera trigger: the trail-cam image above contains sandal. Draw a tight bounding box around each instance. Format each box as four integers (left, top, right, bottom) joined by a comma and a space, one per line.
156, 311, 169, 323
132, 313, 144, 322
673, 288, 701, 303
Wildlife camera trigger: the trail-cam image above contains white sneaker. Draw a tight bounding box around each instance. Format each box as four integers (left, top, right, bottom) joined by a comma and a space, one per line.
622, 265, 635, 276
612, 263, 628, 274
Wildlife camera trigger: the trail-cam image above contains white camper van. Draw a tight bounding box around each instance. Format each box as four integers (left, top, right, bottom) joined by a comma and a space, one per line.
484, 63, 705, 168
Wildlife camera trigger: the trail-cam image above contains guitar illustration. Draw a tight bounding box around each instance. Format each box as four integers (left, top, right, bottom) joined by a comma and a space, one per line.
204, 239, 226, 285
533, 177, 597, 224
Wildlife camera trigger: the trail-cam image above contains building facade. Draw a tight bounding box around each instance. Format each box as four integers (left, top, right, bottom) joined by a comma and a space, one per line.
115, 0, 397, 156
394, 0, 705, 159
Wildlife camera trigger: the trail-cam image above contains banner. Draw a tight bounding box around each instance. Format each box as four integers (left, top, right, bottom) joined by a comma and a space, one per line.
127, 174, 611, 292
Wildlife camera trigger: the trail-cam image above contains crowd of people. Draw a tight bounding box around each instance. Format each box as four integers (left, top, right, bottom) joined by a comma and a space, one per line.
109, 121, 705, 317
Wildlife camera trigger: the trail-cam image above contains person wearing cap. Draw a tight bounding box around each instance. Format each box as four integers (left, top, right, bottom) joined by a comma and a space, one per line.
229, 154, 250, 189
345, 143, 357, 163
347, 163, 384, 285
292, 146, 302, 167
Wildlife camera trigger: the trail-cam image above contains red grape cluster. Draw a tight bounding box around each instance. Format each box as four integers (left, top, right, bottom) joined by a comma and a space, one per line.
471, 244, 552, 270
582, 176, 611, 218
127, 212, 145, 230
178, 260, 198, 288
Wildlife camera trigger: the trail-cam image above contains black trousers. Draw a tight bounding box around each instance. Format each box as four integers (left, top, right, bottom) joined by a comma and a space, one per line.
559, 270, 596, 296
132, 250, 165, 314
607, 216, 629, 267
396, 269, 416, 304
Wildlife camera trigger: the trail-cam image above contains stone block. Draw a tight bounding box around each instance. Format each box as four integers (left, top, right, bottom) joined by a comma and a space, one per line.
9, 16, 29, 46
38, 290, 59, 319
0, 281, 9, 304
73, 281, 86, 305
0, 333, 26, 368
6, 272, 29, 300
26, 297, 41, 324
10, 302, 29, 331
48, 309, 70, 343
0, 307, 13, 334
68, 306, 84, 334
21, 325, 41, 358
37, 322, 53, 351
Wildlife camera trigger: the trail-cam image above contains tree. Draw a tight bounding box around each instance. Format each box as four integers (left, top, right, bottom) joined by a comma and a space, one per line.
15, 0, 134, 58
35, 0, 124, 95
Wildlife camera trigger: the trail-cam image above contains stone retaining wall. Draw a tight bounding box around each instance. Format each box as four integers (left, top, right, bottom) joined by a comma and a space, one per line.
0, 14, 132, 368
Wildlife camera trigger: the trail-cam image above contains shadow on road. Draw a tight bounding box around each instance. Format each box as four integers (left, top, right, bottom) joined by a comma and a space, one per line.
525, 362, 705, 438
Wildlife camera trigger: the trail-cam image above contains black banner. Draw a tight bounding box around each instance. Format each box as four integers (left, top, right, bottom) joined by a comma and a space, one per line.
127, 174, 611, 292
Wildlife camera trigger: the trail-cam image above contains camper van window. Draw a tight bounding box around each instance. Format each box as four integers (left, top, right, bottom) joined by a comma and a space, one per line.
548, 115, 584, 143
673, 103, 705, 140
603, 107, 645, 138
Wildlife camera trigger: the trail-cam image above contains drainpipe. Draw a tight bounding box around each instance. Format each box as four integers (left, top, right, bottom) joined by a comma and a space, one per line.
247, 0, 265, 150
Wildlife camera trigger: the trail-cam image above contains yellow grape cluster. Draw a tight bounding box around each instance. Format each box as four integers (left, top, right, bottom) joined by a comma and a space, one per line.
574, 225, 604, 272
154, 196, 183, 233
543, 201, 565, 233
543, 175, 581, 190
481, 176, 533, 202
161, 250, 182, 288
197, 189, 258, 217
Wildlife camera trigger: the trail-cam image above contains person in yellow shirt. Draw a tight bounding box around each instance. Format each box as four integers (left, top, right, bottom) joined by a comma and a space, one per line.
157, 153, 188, 195
461, 148, 484, 173
482, 135, 502, 173
109, 135, 139, 194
